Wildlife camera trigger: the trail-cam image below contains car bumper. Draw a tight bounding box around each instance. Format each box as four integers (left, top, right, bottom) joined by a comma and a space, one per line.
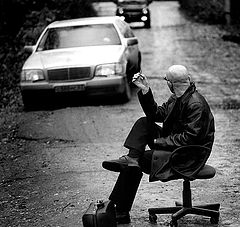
20, 76, 127, 97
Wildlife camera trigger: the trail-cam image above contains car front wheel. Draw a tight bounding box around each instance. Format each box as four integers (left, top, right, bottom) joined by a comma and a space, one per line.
21, 92, 33, 110
121, 80, 131, 103
144, 16, 151, 28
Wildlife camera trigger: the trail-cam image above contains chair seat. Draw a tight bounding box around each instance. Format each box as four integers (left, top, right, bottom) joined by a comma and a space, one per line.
195, 164, 216, 179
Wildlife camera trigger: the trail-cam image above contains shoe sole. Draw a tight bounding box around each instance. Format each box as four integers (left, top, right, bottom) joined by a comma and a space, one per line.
102, 161, 126, 172
117, 218, 131, 224
102, 161, 140, 172
116, 214, 131, 224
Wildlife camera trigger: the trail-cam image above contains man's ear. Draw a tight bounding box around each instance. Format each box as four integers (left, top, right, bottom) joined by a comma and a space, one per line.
167, 81, 175, 94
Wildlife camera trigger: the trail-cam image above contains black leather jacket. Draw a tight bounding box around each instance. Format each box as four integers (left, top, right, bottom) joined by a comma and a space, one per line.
138, 83, 215, 150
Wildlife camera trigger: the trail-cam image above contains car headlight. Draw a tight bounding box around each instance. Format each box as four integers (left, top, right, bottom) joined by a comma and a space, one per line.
95, 63, 125, 77
118, 7, 124, 14
119, 16, 126, 21
21, 69, 45, 82
142, 8, 148, 14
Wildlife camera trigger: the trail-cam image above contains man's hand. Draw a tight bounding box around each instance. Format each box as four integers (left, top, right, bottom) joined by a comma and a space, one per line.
154, 137, 168, 149
132, 72, 150, 94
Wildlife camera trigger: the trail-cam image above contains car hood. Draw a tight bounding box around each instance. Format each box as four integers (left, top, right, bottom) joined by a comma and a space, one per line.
23, 46, 125, 70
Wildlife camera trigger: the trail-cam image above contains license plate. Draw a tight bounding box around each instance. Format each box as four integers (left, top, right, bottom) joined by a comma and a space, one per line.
55, 84, 85, 93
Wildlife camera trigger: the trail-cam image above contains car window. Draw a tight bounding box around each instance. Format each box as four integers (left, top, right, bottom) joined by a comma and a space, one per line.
116, 20, 135, 38
118, 0, 146, 3
118, 0, 147, 5
37, 24, 121, 51
124, 27, 135, 38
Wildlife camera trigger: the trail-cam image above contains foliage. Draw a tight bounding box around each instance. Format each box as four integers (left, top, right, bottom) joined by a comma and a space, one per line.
178, 0, 225, 24
0, 0, 96, 110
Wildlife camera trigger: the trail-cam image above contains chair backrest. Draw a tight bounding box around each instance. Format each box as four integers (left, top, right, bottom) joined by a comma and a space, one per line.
170, 145, 211, 181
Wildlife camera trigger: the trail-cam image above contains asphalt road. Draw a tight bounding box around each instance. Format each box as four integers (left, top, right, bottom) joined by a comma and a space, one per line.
1, 1, 240, 227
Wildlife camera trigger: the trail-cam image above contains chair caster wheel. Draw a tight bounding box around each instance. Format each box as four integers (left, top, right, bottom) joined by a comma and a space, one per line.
210, 214, 219, 224
170, 220, 178, 227
149, 214, 157, 223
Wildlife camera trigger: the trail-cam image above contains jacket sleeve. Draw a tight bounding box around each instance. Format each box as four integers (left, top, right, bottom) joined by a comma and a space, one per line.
155, 102, 207, 149
138, 88, 168, 122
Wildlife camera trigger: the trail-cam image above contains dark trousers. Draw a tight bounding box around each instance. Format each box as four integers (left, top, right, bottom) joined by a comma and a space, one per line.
109, 117, 162, 212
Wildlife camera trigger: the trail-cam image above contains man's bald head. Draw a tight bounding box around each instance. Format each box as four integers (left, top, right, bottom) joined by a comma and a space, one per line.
166, 65, 190, 83
165, 65, 191, 97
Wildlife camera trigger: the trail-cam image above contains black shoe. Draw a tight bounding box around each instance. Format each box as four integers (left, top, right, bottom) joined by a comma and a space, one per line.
102, 155, 140, 172
116, 211, 131, 224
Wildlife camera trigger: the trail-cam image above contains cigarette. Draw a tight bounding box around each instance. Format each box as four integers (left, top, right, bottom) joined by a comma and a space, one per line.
132, 72, 143, 82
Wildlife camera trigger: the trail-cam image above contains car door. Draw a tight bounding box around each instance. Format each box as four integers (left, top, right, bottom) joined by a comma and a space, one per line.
117, 19, 140, 77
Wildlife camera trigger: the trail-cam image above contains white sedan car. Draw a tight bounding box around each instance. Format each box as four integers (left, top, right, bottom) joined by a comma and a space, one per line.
20, 16, 141, 108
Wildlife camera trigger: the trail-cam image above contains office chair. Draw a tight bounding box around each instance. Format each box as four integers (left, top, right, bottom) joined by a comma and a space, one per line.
148, 145, 220, 227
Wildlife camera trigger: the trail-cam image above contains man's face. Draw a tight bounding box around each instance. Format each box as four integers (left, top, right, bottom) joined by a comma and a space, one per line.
167, 81, 175, 94
164, 76, 175, 94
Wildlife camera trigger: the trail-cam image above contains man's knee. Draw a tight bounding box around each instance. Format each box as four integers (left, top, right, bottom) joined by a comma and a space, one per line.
133, 116, 156, 131
134, 116, 149, 128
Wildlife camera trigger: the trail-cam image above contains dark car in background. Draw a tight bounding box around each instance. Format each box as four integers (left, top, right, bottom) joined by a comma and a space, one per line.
115, 0, 152, 28
20, 16, 141, 108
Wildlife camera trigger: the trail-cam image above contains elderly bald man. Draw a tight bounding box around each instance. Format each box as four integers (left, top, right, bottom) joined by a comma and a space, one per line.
102, 65, 215, 224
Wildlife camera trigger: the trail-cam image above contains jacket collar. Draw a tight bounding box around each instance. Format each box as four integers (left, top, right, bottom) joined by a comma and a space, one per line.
178, 82, 196, 104
164, 83, 196, 124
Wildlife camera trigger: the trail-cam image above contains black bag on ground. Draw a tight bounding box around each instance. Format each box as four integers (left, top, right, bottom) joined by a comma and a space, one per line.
82, 200, 117, 227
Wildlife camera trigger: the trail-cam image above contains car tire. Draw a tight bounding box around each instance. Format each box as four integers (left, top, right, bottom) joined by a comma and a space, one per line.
126, 52, 141, 82
21, 92, 33, 110
144, 16, 151, 28
121, 80, 131, 103
137, 51, 142, 72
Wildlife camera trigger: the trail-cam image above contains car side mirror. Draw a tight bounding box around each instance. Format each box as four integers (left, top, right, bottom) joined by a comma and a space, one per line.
24, 45, 35, 54
127, 37, 138, 46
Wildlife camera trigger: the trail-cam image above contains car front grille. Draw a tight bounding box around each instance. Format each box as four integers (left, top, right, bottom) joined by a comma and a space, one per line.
47, 67, 91, 82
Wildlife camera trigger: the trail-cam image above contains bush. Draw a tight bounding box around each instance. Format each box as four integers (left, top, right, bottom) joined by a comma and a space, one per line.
179, 0, 225, 24
0, 0, 97, 110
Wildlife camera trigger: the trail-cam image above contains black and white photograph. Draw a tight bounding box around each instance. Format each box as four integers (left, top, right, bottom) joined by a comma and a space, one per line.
0, 0, 240, 226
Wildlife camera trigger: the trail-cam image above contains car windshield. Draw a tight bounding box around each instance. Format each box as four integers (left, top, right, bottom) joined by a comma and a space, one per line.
37, 23, 121, 51
118, 0, 147, 4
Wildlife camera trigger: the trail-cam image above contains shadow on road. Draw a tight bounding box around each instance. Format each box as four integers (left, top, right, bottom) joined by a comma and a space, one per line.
23, 87, 139, 111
